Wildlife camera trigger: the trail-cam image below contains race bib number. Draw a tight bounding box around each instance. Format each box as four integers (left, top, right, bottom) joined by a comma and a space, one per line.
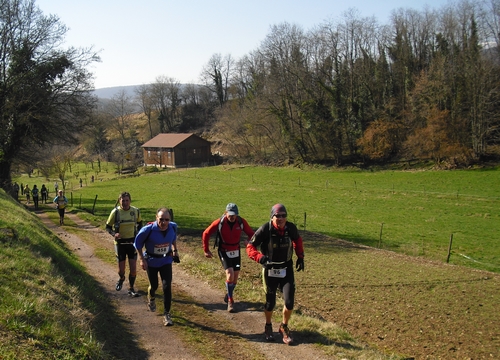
153, 244, 170, 255
226, 249, 239, 258
268, 268, 286, 278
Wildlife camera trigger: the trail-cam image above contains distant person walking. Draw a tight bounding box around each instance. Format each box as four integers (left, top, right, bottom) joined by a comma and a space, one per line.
106, 192, 142, 297
54, 181, 58, 194
13, 182, 19, 200
24, 184, 30, 204
31, 185, 39, 210
246, 204, 305, 345
53, 190, 68, 225
40, 184, 48, 204
135, 207, 179, 326
202, 203, 254, 312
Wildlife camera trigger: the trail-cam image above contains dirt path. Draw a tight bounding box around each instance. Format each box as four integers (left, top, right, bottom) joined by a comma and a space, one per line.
37, 211, 332, 360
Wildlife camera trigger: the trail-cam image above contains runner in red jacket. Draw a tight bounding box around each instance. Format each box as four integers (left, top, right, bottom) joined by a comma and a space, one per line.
202, 203, 254, 312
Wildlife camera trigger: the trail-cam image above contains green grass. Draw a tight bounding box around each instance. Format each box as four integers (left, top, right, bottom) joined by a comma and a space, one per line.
0, 190, 148, 359
17, 164, 498, 273
8, 164, 500, 359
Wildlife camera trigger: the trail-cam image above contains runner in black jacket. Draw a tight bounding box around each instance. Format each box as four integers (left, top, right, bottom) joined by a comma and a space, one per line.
246, 204, 305, 345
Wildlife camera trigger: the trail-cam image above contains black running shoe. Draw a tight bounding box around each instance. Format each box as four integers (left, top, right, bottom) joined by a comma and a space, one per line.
265, 323, 275, 342
147, 298, 156, 312
115, 277, 125, 291
163, 313, 173, 326
128, 288, 139, 297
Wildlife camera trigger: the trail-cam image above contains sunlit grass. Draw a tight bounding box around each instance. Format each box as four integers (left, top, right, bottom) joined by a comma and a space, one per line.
0, 190, 148, 359
16, 164, 498, 272
8, 163, 500, 358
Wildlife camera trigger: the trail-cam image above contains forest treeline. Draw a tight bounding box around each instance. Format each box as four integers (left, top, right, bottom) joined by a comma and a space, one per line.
3, 0, 500, 192
203, 1, 500, 167
93, 0, 500, 168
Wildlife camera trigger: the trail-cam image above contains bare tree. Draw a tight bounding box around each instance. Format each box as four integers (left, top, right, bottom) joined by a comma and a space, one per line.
104, 89, 135, 144
200, 53, 234, 107
135, 84, 155, 139
103, 89, 140, 170
151, 76, 182, 132
0, 0, 99, 191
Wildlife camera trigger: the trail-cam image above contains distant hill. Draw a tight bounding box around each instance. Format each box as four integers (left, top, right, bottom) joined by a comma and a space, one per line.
93, 83, 196, 100
93, 85, 140, 99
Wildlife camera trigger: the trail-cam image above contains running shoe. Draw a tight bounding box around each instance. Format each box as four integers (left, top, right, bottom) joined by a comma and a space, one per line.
115, 277, 125, 291
224, 293, 228, 303
279, 323, 293, 345
264, 323, 275, 342
163, 313, 173, 326
128, 288, 139, 297
227, 300, 234, 313
147, 298, 156, 312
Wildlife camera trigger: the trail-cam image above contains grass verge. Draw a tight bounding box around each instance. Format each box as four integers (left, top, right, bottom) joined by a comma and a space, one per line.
0, 190, 148, 359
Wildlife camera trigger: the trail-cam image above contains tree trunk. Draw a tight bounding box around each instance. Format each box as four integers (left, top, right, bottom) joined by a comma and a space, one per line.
0, 158, 13, 192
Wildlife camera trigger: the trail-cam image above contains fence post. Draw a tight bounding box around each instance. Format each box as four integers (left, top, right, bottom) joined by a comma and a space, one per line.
378, 223, 384, 248
303, 212, 307, 233
92, 195, 98, 215
447, 233, 453, 263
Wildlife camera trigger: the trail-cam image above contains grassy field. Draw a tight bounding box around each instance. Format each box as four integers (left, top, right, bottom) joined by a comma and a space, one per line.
7, 164, 500, 359
16, 164, 499, 273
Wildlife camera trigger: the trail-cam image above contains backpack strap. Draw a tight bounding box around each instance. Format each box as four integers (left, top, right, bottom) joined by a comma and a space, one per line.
267, 220, 274, 259
214, 215, 225, 249
113, 207, 120, 233
133, 207, 140, 236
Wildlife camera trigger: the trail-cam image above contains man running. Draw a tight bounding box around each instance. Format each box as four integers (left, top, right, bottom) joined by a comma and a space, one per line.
202, 203, 254, 312
246, 203, 305, 345
106, 192, 143, 297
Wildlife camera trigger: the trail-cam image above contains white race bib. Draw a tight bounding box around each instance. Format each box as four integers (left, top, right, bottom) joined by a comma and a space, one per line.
268, 268, 286, 278
226, 249, 239, 258
153, 244, 170, 255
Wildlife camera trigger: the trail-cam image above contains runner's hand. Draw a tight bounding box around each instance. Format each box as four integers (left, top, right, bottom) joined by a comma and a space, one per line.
259, 255, 269, 267
296, 258, 304, 272
173, 255, 180, 263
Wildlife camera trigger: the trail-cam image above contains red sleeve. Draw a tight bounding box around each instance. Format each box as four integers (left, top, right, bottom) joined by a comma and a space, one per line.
202, 218, 220, 253
246, 242, 264, 263
293, 236, 304, 259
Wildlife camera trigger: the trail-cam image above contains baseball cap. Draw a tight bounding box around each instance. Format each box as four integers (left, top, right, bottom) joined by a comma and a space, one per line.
226, 203, 239, 215
270, 203, 287, 218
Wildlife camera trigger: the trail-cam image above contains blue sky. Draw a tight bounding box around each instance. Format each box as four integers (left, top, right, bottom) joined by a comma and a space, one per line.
36, 0, 454, 89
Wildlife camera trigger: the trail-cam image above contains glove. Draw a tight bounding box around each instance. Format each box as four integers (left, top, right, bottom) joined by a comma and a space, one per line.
295, 258, 304, 272
259, 256, 269, 266
172, 255, 180, 263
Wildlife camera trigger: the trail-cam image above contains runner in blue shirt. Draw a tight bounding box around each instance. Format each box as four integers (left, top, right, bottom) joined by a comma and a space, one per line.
135, 207, 179, 326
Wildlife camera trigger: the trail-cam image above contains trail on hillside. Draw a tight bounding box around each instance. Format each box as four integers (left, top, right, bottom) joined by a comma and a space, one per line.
36, 211, 332, 360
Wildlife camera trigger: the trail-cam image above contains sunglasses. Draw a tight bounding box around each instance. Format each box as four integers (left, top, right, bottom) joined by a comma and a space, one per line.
158, 218, 171, 222
274, 214, 287, 218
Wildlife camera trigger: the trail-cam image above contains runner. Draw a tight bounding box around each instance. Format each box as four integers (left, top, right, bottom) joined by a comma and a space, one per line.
135, 207, 179, 326
202, 203, 254, 312
246, 203, 305, 345
105, 191, 142, 297
53, 190, 68, 225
